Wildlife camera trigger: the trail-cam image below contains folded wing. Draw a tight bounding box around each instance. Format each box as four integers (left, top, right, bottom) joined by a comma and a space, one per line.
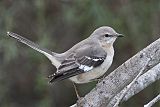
48, 45, 107, 83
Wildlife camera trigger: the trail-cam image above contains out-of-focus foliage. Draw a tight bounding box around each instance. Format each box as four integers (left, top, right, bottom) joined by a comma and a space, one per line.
0, 0, 160, 107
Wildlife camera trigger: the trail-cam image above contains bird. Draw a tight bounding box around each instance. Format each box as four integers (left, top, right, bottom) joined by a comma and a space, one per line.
7, 26, 123, 98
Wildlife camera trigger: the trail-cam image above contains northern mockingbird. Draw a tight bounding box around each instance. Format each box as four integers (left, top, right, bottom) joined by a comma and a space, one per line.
7, 26, 123, 97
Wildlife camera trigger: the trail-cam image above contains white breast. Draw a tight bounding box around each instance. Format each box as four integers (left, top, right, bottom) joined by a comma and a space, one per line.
70, 46, 114, 84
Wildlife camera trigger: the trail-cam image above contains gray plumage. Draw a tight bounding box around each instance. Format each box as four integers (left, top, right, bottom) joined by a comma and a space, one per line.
7, 26, 123, 84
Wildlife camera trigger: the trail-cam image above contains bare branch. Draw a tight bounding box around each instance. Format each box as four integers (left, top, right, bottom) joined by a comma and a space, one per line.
70, 104, 77, 107
112, 60, 149, 107
108, 63, 160, 107
73, 38, 160, 107
144, 94, 160, 107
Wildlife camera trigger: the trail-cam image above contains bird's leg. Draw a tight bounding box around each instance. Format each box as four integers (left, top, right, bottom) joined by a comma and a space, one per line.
72, 82, 81, 99
98, 74, 107, 83
91, 78, 100, 82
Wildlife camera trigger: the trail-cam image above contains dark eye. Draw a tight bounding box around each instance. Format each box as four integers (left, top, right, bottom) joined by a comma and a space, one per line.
104, 34, 110, 37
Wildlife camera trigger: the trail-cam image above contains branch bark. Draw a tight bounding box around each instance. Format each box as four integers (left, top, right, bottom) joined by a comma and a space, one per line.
108, 63, 160, 107
144, 94, 160, 107
72, 38, 160, 107
112, 60, 149, 107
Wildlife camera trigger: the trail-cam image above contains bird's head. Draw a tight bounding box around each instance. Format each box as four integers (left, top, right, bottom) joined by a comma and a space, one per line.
91, 26, 123, 45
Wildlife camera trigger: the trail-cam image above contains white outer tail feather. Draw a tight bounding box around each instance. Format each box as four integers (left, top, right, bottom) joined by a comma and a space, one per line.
7, 32, 60, 67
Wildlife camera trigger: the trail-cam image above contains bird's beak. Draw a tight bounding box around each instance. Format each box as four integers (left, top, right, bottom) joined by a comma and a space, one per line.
116, 33, 124, 37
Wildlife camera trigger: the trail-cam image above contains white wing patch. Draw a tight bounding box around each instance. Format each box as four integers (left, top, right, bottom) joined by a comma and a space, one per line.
79, 64, 93, 71
78, 56, 103, 72
85, 56, 91, 59
93, 58, 100, 61
86, 56, 103, 61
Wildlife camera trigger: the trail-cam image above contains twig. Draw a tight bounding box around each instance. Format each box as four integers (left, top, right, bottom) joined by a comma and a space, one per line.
113, 60, 149, 107
144, 94, 160, 107
107, 63, 160, 107
70, 104, 77, 107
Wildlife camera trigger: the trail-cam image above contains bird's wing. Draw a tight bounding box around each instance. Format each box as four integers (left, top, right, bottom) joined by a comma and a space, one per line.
7, 32, 60, 67
48, 45, 107, 83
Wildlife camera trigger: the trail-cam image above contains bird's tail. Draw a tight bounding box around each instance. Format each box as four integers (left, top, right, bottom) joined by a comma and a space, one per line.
7, 32, 60, 67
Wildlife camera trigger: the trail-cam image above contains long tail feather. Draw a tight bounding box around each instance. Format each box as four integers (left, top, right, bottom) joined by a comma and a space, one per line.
7, 32, 60, 67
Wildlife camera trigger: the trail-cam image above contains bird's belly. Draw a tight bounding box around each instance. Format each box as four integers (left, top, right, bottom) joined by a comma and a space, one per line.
69, 55, 113, 84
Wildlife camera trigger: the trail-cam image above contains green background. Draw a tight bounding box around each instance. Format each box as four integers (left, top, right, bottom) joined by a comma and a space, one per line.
0, 0, 159, 107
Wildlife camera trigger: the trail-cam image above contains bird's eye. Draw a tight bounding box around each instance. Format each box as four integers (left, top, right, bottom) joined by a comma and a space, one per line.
104, 34, 110, 37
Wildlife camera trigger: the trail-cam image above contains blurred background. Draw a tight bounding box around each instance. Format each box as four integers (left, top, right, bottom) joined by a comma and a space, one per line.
0, 0, 160, 107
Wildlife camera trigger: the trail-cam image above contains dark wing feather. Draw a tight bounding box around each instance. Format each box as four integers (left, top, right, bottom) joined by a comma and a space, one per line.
48, 55, 106, 83
48, 45, 107, 83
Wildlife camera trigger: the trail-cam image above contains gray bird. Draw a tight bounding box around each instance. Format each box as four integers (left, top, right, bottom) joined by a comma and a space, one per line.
7, 26, 123, 98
